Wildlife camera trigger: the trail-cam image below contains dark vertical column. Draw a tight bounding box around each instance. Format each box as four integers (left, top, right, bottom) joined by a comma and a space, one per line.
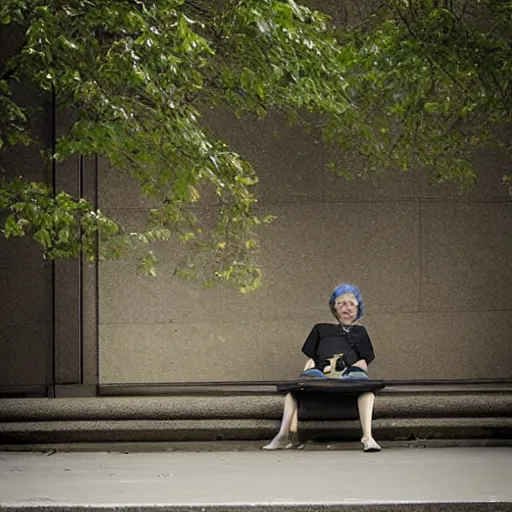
48, 85, 58, 398
52, 106, 82, 391
52, 239, 82, 391
79, 155, 100, 394
52, 111, 99, 397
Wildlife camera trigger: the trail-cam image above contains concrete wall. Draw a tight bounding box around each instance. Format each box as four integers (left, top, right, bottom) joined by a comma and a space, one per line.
0, 28, 99, 395
0, 27, 53, 392
98, 109, 512, 383
1, 2, 511, 392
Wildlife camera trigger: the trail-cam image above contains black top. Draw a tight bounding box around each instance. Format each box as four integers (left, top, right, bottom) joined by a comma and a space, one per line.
301, 323, 375, 372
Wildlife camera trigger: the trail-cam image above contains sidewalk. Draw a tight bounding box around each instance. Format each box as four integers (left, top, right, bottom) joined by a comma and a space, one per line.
0, 447, 511, 507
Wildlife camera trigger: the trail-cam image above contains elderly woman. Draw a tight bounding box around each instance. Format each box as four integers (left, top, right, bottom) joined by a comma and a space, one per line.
263, 283, 382, 452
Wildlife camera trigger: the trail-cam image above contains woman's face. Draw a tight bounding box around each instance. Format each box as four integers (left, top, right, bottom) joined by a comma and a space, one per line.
334, 293, 359, 325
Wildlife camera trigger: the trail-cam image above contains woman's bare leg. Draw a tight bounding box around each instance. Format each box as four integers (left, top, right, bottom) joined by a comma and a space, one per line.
290, 403, 298, 433
262, 393, 300, 450
357, 392, 381, 452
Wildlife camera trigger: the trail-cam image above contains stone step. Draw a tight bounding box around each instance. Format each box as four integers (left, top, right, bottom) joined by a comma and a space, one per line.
1, 417, 511, 444
1, 391, 512, 421
1, 383, 511, 445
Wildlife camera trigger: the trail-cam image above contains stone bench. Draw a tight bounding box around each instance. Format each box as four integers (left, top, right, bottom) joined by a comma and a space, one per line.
1, 380, 511, 446
276, 378, 386, 421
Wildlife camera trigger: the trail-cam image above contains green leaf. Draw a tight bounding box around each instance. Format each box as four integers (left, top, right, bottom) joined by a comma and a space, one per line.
2, 0, 510, 290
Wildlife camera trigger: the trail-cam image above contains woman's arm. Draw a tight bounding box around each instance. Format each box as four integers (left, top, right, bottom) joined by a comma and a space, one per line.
302, 325, 320, 359
352, 327, 375, 370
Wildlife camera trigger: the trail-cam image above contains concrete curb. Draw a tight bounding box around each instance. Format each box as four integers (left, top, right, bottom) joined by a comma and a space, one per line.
1, 438, 512, 453
1, 504, 512, 512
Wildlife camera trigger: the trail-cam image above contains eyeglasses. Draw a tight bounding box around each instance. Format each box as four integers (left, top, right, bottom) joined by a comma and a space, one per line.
334, 300, 358, 309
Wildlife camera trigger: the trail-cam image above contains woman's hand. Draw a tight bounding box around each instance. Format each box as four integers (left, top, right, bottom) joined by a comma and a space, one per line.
303, 358, 316, 371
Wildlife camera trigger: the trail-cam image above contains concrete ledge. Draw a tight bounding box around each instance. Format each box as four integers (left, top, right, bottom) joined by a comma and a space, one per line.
1, 384, 511, 445
97, 380, 512, 396
1, 393, 512, 421
1, 417, 511, 444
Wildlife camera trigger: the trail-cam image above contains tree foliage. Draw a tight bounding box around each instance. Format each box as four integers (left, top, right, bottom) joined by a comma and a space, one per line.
1, 0, 511, 290
332, 0, 512, 186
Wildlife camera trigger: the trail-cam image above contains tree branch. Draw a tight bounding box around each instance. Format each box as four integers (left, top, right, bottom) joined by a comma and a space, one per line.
388, 1, 469, 94
0, 66, 18, 81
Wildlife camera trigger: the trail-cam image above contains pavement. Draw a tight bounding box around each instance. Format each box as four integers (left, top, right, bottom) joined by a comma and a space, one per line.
0, 447, 511, 508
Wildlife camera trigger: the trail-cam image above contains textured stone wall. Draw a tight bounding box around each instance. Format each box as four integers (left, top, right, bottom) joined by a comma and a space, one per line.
1, 2, 511, 391
98, 107, 512, 383
0, 27, 53, 390
0, 30, 98, 394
